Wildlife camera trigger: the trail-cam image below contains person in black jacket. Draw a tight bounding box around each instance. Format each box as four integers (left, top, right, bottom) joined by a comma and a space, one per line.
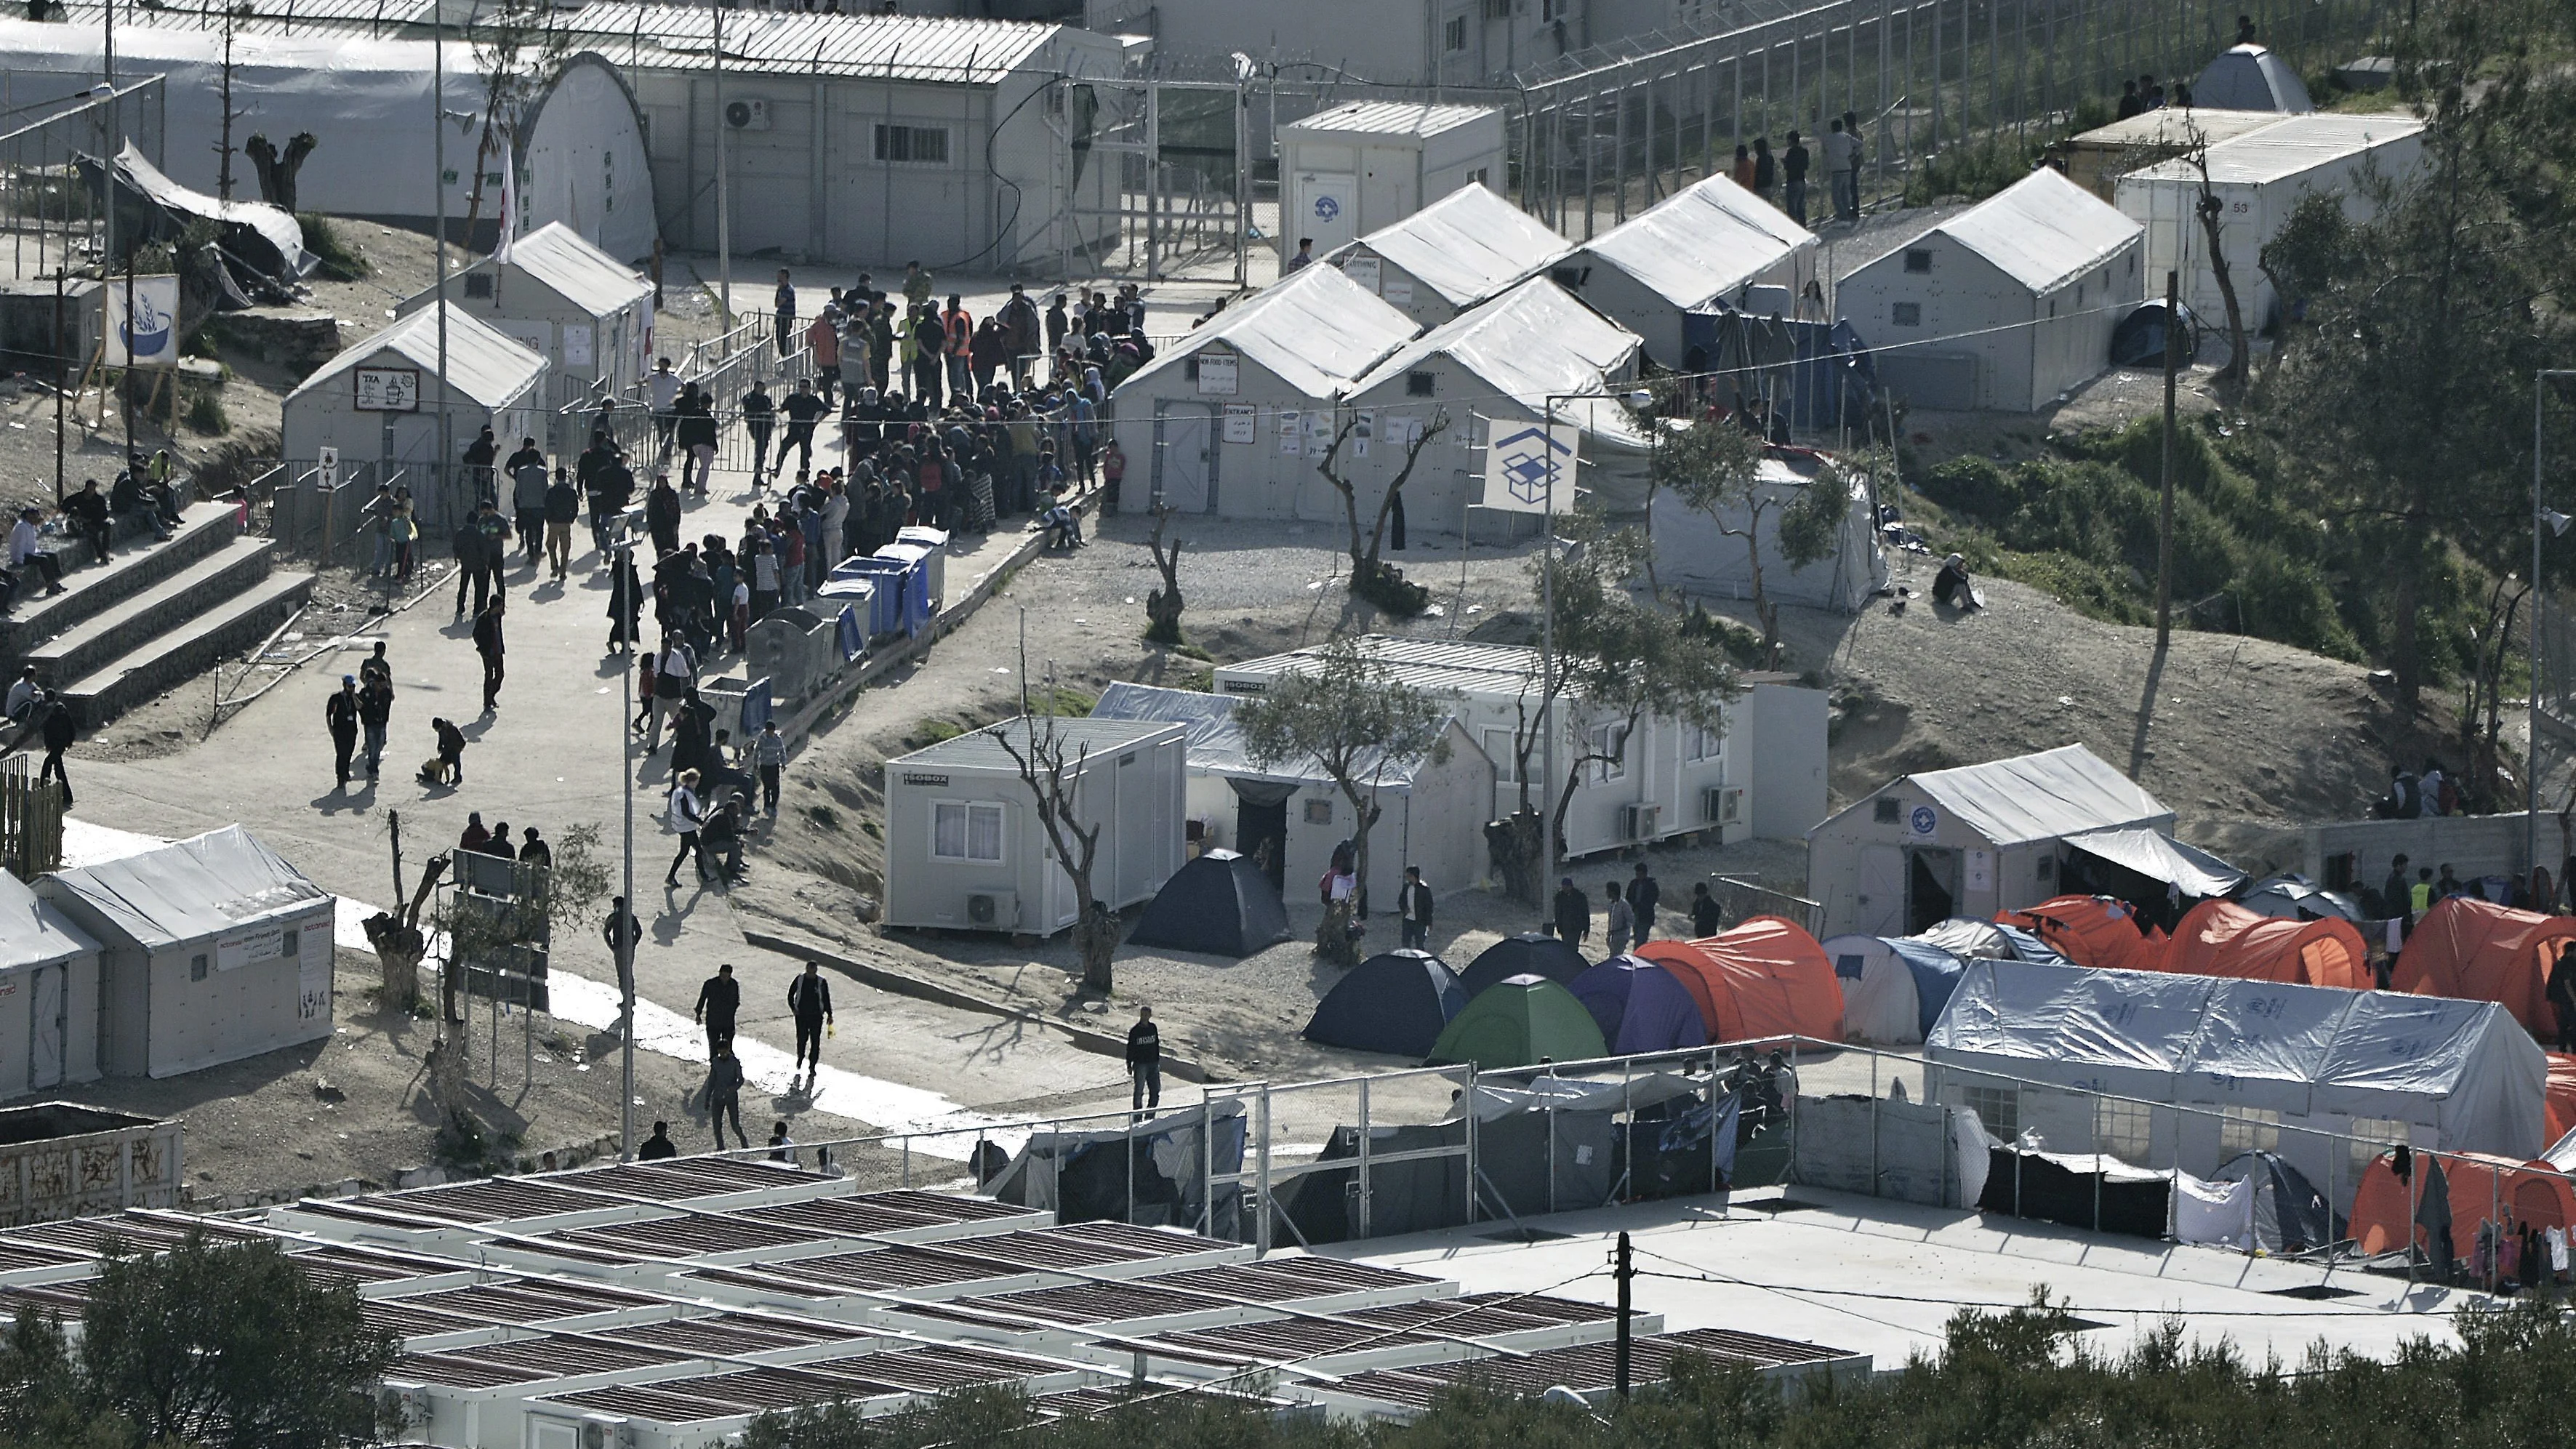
37, 692, 73, 806
542, 467, 581, 581
1397, 867, 1435, 952
646, 472, 683, 556
788, 961, 835, 1073
638, 1120, 678, 1160
61, 478, 111, 563
1126, 1006, 1161, 1112
325, 675, 360, 790
1690, 881, 1724, 938
741, 377, 778, 486
694, 963, 739, 1058
704, 1047, 745, 1150
472, 595, 506, 715
1629, 862, 1661, 944
1552, 876, 1589, 947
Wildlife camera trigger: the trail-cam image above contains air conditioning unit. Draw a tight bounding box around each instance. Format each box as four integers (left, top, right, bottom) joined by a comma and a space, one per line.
1703, 786, 1744, 825
1620, 803, 1661, 840
966, 891, 1017, 928
724, 97, 771, 131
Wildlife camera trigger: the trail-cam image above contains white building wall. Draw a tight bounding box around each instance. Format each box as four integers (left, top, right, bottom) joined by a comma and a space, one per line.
1112, 355, 1342, 520
1837, 244, 2031, 412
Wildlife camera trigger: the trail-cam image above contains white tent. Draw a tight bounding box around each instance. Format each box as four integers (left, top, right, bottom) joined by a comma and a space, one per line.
1090, 681, 1492, 906
281, 303, 548, 535
0, 872, 102, 1095
36, 826, 336, 1079
1562, 174, 1818, 366
1341, 276, 1647, 526
0, 23, 657, 262
1807, 743, 2176, 935
1834, 169, 2146, 412
2191, 45, 2315, 112
1108, 265, 1417, 520
1322, 181, 1574, 327
1926, 958, 2548, 1193
1645, 450, 1886, 611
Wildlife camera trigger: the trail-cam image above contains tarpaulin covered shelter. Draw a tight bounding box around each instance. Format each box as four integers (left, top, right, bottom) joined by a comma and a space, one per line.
2061, 827, 2247, 905
1568, 955, 1712, 1055
1677, 310, 1877, 433
2235, 874, 2366, 923
1982, 1143, 2173, 1237
1304, 950, 1466, 1058
2347, 1150, 2576, 1258
1917, 916, 2066, 964
2178, 1149, 2337, 1253
1808, 744, 2177, 936
1426, 976, 1607, 1069
2191, 44, 2316, 111
1927, 959, 2551, 1189
1997, 895, 2165, 974
1636, 917, 1844, 1045
1458, 933, 1589, 998
982, 1101, 1245, 1234
88, 143, 310, 290
2392, 896, 2576, 1035
1124, 850, 1291, 959
2162, 900, 2372, 990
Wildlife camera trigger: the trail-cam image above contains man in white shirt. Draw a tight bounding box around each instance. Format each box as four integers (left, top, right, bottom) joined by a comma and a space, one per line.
647, 358, 683, 457
4, 666, 37, 722
1822, 119, 1861, 220
8, 506, 63, 596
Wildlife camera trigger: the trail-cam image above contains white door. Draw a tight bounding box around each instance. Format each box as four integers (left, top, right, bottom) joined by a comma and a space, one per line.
1856, 845, 1905, 936
1154, 404, 1212, 512
29, 965, 63, 1091
1293, 171, 1359, 254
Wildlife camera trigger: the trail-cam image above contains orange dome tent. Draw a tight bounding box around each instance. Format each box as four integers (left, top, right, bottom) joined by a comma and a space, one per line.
2391, 896, 2576, 1036
2161, 899, 2372, 990
1635, 917, 1844, 1044
2348, 1151, 2576, 1257
1996, 895, 2164, 974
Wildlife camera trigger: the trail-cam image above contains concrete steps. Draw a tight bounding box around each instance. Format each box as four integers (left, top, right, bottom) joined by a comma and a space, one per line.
55, 571, 314, 728
0, 502, 239, 659
23, 536, 285, 690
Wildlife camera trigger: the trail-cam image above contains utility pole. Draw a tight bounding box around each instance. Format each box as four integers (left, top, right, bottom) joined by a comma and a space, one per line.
215, 5, 238, 201
1613, 1230, 1633, 1400
2154, 270, 2178, 655
616, 538, 638, 1160
713, 0, 732, 329
52, 268, 64, 505
433, 8, 454, 515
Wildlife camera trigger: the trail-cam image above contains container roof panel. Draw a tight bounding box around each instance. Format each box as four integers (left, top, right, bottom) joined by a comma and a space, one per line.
481, 222, 653, 316
2126, 112, 2426, 185
293, 302, 545, 412
1117, 264, 1419, 401
0, 871, 100, 972
1332, 182, 1572, 307
1283, 100, 1498, 139
1576, 173, 1815, 309
890, 717, 1179, 774
601, 1312, 868, 1354
550, 1, 1068, 81
1352, 278, 1647, 446
43, 825, 329, 950
1845, 743, 2168, 847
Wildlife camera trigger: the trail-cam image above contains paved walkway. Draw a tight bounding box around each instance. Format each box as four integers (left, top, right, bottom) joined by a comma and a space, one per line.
62, 422, 1128, 1155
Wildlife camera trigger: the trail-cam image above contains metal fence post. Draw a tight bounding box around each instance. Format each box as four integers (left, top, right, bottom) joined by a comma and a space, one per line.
1256, 1085, 1273, 1254
1465, 1065, 1480, 1225
1355, 1076, 1373, 1240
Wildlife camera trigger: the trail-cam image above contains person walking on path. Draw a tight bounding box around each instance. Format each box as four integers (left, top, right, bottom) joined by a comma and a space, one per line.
356, 670, 393, 782
326, 675, 361, 790
1126, 1006, 1162, 1112
646, 471, 682, 557
507, 437, 548, 566
648, 358, 682, 457
473, 595, 506, 714
741, 377, 777, 487
1629, 862, 1661, 944
1552, 876, 1589, 947
694, 961, 739, 1058
780, 379, 829, 479
638, 1120, 678, 1160
543, 467, 580, 580
773, 268, 797, 353
453, 504, 488, 621
665, 768, 707, 888
1397, 867, 1434, 952
704, 1045, 746, 1150
788, 960, 834, 1075
752, 719, 787, 816
36, 693, 73, 806
1605, 880, 1634, 956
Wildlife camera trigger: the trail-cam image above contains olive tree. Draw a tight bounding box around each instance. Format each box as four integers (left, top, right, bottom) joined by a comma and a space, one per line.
1650, 404, 1845, 667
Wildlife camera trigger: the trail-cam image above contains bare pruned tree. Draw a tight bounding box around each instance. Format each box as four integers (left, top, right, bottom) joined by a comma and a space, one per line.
1144, 502, 1185, 644
2182, 119, 2250, 390
461, 0, 573, 251
991, 715, 1118, 994
1313, 407, 1452, 610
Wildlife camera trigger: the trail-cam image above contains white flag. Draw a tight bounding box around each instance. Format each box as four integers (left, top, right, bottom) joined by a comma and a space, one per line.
492, 161, 518, 265
1480, 421, 1580, 514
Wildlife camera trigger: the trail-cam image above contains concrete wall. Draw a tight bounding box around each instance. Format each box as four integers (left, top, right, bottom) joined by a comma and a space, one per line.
2303, 814, 2529, 899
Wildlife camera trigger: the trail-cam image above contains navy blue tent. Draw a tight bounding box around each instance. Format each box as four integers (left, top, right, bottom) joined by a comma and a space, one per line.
1568, 955, 1711, 1055
1126, 851, 1291, 958
1459, 933, 1591, 998
1304, 950, 1468, 1057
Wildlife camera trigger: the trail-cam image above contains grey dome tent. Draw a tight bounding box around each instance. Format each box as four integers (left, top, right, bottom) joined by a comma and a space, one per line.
1459, 933, 1591, 997
2210, 1149, 2338, 1252
1304, 950, 1468, 1057
1125, 850, 1291, 958
2191, 45, 2315, 112
2234, 874, 2364, 924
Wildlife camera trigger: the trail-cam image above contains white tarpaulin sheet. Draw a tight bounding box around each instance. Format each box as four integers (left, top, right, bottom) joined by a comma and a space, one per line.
2063, 826, 2247, 897
1905, 744, 2172, 848
43, 824, 329, 950
2174, 1172, 2252, 1249
1930, 959, 2548, 1162
1648, 452, 1887, 612
0, 873, 99, 974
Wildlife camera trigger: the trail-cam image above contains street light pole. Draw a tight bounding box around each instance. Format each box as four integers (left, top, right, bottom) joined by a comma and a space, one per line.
615, 534, 638, 1159
1540, 394, 1560, 912
2532, 370, 2576, 899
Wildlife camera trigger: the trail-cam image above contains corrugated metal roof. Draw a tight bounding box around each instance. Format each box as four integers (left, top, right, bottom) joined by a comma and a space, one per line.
1118, 263, 1418, 401
293, 302, 547, 412
551, 1, 1075, 81
43, 824, 328, 951
888, 715, 1178, 775
1283, 100, 1498, 140
1333, 182, 1571, 308
2125, 111, 2425, 186
1576, 173, 1815, 309
1898, 169, 2143, 294
2067, 106, 2290, 150
1352, 277, 1646, 446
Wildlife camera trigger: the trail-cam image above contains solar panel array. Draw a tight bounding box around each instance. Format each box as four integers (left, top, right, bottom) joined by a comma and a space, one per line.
0, 1156, 1861, 1445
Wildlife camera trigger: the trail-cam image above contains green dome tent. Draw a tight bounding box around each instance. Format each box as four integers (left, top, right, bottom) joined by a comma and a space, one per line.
1426, 974, 1609, 1069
